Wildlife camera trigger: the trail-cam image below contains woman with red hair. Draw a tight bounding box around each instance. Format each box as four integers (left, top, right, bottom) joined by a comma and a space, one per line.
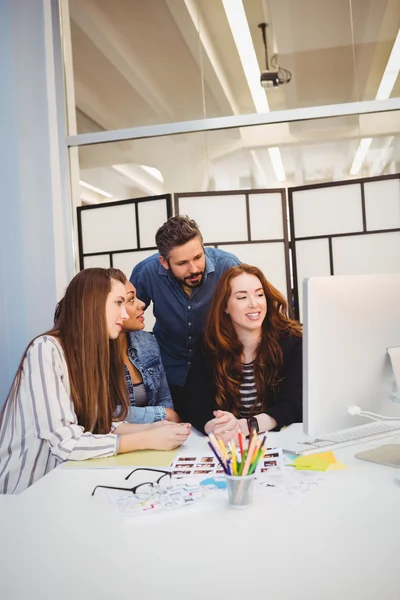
183, 264, 302, 442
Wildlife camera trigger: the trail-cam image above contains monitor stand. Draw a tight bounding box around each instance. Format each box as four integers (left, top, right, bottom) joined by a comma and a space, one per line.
355, 444, 400, 468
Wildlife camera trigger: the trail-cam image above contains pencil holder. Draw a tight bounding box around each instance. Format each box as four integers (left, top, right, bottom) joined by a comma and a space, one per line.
225, 474, 255, 509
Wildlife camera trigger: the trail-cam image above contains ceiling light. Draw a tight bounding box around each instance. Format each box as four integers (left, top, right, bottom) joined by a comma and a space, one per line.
349, 138, 372, 175
222, 2, 287, 183
376, 29, 400, 100
141, 165, 164, 182
79, 180, 113, 198
222, 0, 270, 113
268, 147, 286, 181
348, 30, 399, 175
112, 164, 163, 195
369, 136, 394, 177
250, 150, 268, 186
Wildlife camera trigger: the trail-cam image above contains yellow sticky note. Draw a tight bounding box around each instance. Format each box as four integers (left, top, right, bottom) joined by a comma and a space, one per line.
326, 461, 346, 471
307, 451, 337, 464
293, 450, 338, 472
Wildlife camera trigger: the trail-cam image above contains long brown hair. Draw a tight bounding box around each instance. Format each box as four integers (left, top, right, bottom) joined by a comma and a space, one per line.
1, 268, 129, 434
204, 264, 302, 417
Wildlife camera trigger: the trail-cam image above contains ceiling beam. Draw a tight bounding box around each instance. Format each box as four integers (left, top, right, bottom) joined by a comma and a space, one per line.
69, 0, 175, 123
165, 0, 239, 116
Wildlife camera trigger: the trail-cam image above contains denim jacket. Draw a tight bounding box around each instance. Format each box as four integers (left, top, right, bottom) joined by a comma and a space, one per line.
124, 331, 173, 424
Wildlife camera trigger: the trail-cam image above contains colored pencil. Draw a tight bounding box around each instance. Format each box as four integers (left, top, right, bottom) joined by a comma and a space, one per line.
248, 445, 267, 475
209, 433, 222, 458
238, 431, 244, 458
249, 435, 266, 468
229, 441, 237, 476
238, 449, 247, 475
207, 441, 228, 474
217, 436, 228, 461
241, 434, 258, 476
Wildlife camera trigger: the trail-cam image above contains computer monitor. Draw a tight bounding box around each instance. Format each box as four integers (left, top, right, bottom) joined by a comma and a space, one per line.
303, 274, 400, 437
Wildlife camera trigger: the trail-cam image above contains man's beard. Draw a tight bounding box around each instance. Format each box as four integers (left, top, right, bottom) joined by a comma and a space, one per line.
179, 272, 204, 288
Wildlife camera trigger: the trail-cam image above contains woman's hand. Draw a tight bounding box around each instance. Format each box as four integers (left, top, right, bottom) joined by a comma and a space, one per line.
165, 408, 181, 423
205, 410, 240, 444
145, 422, 191, 450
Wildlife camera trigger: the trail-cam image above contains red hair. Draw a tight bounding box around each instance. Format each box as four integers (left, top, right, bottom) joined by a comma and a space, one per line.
204, 264, 301, 417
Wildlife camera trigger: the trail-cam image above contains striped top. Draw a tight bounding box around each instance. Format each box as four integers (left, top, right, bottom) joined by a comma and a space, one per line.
132, 382, 147, 407
238, 361, 261, 418
0, 336, 120, 495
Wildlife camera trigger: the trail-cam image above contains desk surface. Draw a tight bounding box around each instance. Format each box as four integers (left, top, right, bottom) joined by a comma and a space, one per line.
1, 424, 399, 600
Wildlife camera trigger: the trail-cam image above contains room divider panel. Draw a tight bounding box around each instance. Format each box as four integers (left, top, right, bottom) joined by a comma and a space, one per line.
288, 174, 400, 320
174, 189, 291, 303
76, 174, 400, 328
77, 194, 173, 330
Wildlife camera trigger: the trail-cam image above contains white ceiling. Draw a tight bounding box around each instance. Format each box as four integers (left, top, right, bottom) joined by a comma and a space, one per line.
67, 0, 400, 201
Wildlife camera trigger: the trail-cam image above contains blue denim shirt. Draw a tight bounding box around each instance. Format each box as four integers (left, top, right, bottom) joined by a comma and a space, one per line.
130, 247, 240, 387
124, 330, 173, 424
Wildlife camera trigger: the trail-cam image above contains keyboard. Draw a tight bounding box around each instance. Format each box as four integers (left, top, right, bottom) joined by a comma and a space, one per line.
284, 421, 400, 456
323, 421, 400, 443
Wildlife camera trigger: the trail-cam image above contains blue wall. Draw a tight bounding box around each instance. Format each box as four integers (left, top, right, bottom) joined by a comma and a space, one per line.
0, 0, 60, 404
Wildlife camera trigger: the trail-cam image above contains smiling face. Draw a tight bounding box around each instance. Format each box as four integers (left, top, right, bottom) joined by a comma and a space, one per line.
105, 279, 128, 339
225, 272, 267, 336
122, 281, 146, 332
159, 237, 206, 292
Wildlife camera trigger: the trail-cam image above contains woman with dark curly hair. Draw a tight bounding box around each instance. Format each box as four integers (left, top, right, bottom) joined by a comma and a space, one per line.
183, 264, 302, 443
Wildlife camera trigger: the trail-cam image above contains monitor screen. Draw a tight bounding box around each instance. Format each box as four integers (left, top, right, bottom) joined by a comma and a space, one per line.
303, 274, 400, 437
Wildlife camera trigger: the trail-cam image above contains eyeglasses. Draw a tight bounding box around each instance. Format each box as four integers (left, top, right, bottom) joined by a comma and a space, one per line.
92, 469, 217, 516
91, 468, 172, 497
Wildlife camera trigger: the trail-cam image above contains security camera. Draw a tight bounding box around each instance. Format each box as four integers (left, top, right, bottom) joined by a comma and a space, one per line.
260, 70, 280, 88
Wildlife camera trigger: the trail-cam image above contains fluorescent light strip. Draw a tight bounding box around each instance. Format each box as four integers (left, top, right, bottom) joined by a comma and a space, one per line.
376, 29, 400, 100
79, 180, 113, 198
250, 150, 268, 186
141, 165, 164, 182
370, 136, 394, 176
268, 147, 286, 181
351, 29, 400, 176
112, 164, 163, 195
222, 2, 286, 181
349, 138, 373, 175
222, 0, 269, 114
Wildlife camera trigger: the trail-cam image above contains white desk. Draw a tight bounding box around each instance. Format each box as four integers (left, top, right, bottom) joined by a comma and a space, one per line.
1, 424, 399, 600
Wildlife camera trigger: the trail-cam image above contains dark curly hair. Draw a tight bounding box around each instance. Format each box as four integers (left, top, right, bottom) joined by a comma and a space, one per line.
155, 215, 203, 260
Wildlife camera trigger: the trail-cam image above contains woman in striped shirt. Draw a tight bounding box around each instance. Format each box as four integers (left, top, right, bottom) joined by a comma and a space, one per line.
0, 268, 190, 494
183, 264, 302, 442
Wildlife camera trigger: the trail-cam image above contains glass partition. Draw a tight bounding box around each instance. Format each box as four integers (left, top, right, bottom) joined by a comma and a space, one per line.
63, 0, 400, 134
74, 110, 400, 204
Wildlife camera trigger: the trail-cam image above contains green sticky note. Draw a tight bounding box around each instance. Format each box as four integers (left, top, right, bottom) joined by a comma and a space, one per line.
295, 459, 331, 471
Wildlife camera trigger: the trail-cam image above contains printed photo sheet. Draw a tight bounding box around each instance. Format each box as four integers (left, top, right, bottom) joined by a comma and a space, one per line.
170, 447, 283, 477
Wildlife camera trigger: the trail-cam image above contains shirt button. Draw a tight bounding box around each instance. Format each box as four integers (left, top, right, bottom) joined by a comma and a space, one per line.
188, 336, 192, 340
188, 306, 191, 310
188, 361, 191, 366
189, 349, 192, 353
188, 322, 192, 326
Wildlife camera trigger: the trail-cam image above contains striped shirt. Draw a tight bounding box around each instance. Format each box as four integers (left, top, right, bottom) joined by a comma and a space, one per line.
0, 336, 120, 495
238, 361, 261, 418
132, 382, 147, 407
